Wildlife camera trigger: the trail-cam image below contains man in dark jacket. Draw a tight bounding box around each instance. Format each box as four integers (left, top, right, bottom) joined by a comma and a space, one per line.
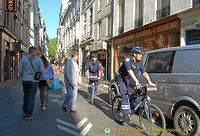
86, 53, 101, 95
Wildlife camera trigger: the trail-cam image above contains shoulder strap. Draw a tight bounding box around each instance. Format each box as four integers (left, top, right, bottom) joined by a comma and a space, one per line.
28, 58, 36, 72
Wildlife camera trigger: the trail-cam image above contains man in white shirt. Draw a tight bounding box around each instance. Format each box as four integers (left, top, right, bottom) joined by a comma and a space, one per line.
63, 51, 81, 112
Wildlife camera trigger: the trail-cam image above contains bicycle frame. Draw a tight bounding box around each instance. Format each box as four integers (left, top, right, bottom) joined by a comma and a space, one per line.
129, 94, 151, 121
90, 83, 95, 95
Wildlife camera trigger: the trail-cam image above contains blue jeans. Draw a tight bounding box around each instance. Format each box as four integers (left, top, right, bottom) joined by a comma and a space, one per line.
22, 81, 38, 117
63, 85, 78, 110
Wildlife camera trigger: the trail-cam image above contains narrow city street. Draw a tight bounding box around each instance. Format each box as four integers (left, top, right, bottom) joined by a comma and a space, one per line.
0, 74, 177, 136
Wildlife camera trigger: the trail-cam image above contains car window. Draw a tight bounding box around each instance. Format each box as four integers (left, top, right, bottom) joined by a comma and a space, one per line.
145, 51, 175, 73
173, 49, 200, 73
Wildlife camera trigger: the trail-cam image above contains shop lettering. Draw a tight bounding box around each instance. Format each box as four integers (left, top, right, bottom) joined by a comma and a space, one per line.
157, 21, 178, 33
114, 20, 179, 46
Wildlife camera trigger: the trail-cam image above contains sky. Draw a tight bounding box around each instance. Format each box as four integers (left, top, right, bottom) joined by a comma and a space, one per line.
38, 0, 61, 39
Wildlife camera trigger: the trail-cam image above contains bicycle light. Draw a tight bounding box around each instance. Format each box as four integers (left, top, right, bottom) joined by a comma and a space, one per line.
147, 96, 151, 101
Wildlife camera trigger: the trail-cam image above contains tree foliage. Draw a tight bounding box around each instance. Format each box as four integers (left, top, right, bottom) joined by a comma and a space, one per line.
48, 37, 57, 60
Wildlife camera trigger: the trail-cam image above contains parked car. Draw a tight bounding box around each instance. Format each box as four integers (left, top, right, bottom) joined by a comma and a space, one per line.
108, 45, 200, 136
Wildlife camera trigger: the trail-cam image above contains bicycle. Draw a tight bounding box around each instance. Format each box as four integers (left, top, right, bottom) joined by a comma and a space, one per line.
112, 85, 166, 136
88, 76, 98, 104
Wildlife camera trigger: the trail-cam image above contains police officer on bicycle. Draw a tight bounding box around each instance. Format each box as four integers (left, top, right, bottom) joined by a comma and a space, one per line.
118, 46, 156, 123
86, 53, 101, 95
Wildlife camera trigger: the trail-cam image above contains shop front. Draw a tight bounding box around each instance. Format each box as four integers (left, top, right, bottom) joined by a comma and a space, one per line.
178, 6, 200, 46
90, 41, 110, 80
80, 38, 93, 77
112, 15, 180, 73
0, 30, 19, 82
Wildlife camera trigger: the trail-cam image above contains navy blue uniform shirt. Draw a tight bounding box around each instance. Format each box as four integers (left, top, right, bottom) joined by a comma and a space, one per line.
86, 60, 101, 76
119, 55, 146, 79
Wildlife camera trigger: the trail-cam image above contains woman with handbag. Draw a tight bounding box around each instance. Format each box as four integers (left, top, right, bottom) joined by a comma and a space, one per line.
39, 55, 54, 111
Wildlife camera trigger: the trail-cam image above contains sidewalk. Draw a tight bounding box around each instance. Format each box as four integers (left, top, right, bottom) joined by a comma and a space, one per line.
0, 75, 74, 136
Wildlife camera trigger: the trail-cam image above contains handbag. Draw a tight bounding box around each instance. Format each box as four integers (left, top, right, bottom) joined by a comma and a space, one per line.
46, 79, 55, 89
49, 77, 60, 91
28, 58, 42, 80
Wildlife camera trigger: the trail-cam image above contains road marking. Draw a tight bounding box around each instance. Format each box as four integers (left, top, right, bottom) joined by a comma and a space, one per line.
51, 99, 59, 102
49, 94, 65, 98
58, 100, 64, 106
56, 118, 78, 129
56, 118, 93, 136
51, 99, 64, 107
80, 122, 93, 136
57, 124, 81, 136
77, 117, 88, 129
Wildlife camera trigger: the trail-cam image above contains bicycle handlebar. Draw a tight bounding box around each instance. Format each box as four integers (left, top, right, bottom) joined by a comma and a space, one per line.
132, 85, 157, 96
89, 76, 99, 81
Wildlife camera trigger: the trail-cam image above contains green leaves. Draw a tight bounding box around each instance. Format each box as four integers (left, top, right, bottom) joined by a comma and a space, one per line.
49, 37, 57, 60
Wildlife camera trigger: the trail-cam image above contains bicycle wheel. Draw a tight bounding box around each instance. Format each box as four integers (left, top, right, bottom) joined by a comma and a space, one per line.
139, 103, 166, 136
112, 96, 124, 124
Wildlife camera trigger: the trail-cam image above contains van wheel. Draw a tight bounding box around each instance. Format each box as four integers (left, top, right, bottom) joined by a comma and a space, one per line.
173, 106, 200, 136
109, 88, 117, 104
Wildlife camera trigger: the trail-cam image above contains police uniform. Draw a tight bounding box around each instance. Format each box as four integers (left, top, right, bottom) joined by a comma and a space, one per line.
86, 60, 101, 92
118, 55, 146, 115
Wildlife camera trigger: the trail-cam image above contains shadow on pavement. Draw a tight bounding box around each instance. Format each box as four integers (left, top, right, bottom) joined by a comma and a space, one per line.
0, 79, 82, 136
78, 90, 143, 133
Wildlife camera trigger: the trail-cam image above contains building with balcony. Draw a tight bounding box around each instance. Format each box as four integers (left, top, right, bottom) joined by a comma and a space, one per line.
178, 1, 200, 46
44, 31, 49, 57
57, 0, 80, 65
79, 0, 95, 76
112, 0, 200, 77
92, 0, 113, 80
0, 0, 48, 82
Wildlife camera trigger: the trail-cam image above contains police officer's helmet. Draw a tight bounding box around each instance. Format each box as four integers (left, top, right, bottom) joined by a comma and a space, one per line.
91, 53, 97, 58
132, 46, 145, 54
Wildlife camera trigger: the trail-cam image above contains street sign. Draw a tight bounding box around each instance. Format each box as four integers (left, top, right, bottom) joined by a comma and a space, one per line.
4, 0, 17, 12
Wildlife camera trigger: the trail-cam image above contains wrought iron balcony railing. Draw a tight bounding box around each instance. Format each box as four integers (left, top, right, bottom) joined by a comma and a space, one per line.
118, 26, 124, 34
193, 0, 200, 7
135, 17, 143, 28
156, 6, 170, 20
87, 0, 92, 4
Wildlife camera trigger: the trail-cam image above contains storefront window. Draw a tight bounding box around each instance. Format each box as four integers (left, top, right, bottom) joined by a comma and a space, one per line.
118, 56, 124, 67
169, 32, 180, 47
124, 43, 132, 53
117, 41, 141, 54
118, 45, 125, 54
186, 29, 200, 45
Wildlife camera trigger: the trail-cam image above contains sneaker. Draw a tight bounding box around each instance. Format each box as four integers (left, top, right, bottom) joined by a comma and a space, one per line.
25, 115, 33, 121
23, 113, 26, 117
70, 110, 77, 113
42, 106, 46, 111
63, 106, 67, 112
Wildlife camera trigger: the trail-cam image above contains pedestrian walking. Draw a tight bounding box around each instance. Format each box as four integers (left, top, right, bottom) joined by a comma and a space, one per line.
18, 47, 44, 121
63, 51, 81, 112
39, 55, 54, 111
99, 62, 104, 78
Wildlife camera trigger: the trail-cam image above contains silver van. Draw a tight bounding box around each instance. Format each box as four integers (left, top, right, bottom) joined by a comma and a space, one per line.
108, 45, 200, 136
